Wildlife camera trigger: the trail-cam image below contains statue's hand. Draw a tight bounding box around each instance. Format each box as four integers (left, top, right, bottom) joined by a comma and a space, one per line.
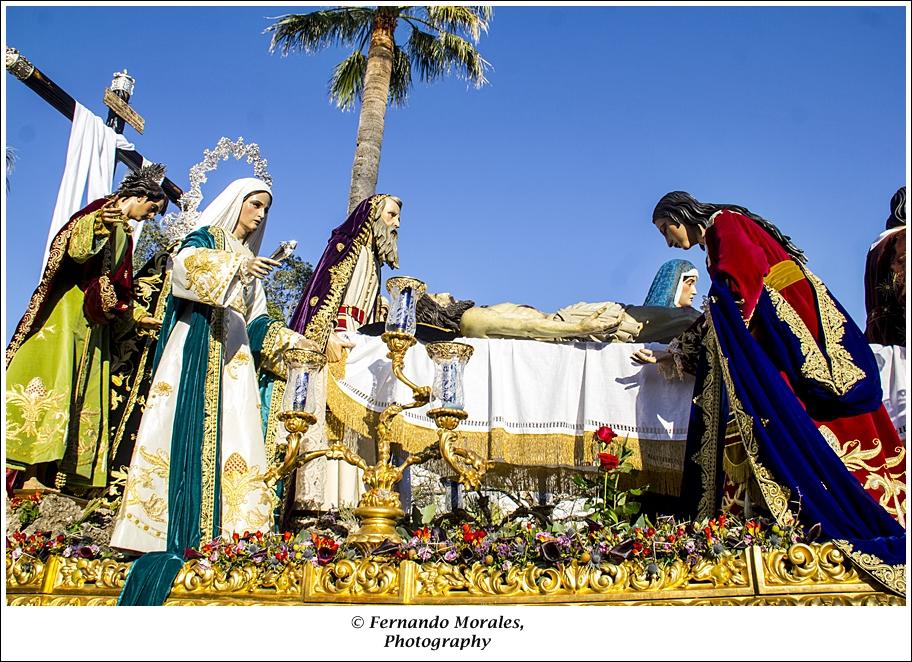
578, 304, 621, 335
136, 315, 162, 332
326, 332, 355, 363
632, 348, 672, 365
243, 257, 281, 280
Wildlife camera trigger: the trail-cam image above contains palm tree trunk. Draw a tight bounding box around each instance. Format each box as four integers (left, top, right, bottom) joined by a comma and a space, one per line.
347, 9, 397, 214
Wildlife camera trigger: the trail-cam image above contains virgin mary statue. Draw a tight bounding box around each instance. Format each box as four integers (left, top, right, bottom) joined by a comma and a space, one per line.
113, 178, 310, 605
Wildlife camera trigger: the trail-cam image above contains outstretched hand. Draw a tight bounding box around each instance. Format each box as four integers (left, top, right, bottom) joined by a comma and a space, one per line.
245, 257, 281, 280
99, 203, 127, 226
632, 347, 672, 365
135, 315, 162, 332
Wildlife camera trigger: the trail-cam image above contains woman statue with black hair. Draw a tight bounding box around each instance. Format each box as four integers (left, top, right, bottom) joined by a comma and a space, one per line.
634, 191, 905, 595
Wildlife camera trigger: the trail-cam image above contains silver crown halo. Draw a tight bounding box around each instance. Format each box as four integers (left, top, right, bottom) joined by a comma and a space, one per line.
163, 137, 272, 242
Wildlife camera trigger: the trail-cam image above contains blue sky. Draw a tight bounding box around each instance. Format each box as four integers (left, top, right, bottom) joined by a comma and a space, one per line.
3, 4, 907, 342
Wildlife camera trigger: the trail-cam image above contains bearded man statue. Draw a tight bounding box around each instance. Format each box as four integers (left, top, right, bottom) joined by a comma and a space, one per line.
290, 194, 401, 359
285, 194, 402, 517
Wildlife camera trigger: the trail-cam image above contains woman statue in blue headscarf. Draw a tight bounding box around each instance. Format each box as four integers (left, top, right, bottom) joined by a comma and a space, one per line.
624, 259, 702, 343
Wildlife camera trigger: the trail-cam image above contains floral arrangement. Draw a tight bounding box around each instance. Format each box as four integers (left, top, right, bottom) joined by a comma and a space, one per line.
572, 425, 646, 526
184, 528, 348, 573
7, 438, 813, 576
7, 531, 105, 562
393, 512, 808, 573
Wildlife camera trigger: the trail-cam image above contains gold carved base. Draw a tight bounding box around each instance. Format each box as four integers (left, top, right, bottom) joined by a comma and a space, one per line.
347, 505, 406, 552
7, 543, 904, 606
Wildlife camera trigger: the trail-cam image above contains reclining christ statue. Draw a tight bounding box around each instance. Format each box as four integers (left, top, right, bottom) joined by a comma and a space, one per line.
415, 294, 644, 342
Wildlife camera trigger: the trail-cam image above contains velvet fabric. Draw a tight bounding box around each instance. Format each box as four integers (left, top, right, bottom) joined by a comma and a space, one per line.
694, 280, 905, 570
289, 196, 378, 341
118, 228, 220, 606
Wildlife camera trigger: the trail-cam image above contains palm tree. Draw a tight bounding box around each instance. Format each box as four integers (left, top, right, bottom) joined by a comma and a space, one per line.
267, 6, 492, 213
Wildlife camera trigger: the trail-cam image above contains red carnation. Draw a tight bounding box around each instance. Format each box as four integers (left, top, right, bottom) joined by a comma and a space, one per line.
598, 452, 620, 470
595, 426, 618, 445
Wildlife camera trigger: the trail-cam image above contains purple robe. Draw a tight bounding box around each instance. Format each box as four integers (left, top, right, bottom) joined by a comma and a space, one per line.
290, 195, 385, 350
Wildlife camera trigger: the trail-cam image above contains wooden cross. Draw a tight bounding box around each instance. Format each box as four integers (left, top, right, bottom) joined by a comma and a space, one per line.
6, 47, 181, 204
103, 70, 145, 135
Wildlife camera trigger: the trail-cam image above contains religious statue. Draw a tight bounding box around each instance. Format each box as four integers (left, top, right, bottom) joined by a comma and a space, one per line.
6, 164, 167, 492
864, 186, 906, 346
114, 177, 312, 606
414, 294, 643, 342
285, 194, 402, 514
636, 190, 905, 595
290, 194, 402, 360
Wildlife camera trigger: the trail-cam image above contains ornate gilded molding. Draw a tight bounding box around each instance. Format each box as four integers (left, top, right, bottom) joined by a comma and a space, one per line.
6, 556, 47, 592
754, 542, 863, 591
7, 545, 904, 605
55, 558, 129, 591
304, 559, 401, 600
170, 560, 305, 598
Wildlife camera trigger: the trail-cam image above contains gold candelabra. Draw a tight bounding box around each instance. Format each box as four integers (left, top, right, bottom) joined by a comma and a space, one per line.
266, 277, 492, 551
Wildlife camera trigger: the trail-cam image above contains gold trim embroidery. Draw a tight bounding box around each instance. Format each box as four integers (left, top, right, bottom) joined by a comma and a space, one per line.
818, 425, 906, 523
110, 266, 173, 461
98, 274, 118, 314
693, 325, 723, 520
183, 248, 243, 306
765, 268, 864, 396
199, 228, 226, 541
68, 210, 109, 262
264, 380, 285, 466
304, 216, 375, 350
225, 350, 252, 380
121, 446, 171, 530
5, 377, 67, 443
830, 539, 905, 597
221, 453, 273, 533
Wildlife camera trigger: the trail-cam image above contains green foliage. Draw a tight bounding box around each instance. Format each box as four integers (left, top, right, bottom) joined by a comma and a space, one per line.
574, 436, 649, 530
266, 6, 492, 109
132, 215, 172, 267
17, 500, 40, 528
263, 254, 314, 324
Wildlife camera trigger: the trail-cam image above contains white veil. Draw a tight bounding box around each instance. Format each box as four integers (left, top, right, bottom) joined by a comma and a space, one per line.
672, 267, 699, 309
192, 177, 272, 255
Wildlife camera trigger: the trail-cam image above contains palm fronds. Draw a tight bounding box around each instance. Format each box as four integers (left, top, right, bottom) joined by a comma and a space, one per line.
329, 51, 368, 110
266, 8, 374, 55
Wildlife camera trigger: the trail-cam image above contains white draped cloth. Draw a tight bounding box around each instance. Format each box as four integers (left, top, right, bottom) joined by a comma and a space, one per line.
325, 335, 908, 496
45, 102, 139, 267
871, 344, 907, 440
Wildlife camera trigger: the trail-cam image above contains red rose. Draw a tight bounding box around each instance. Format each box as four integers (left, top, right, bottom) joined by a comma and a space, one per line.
595, 426, 618, 445
598, 452, 620, 470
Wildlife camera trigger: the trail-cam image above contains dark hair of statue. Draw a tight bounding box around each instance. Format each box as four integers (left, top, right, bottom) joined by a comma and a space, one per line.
652, 191, 807, 264
416, 295, 476, 333
886, 186, 906, 231
114, 163, 168, 212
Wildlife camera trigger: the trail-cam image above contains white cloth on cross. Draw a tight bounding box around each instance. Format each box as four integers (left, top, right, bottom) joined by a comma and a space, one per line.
44, 102, 139, 269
